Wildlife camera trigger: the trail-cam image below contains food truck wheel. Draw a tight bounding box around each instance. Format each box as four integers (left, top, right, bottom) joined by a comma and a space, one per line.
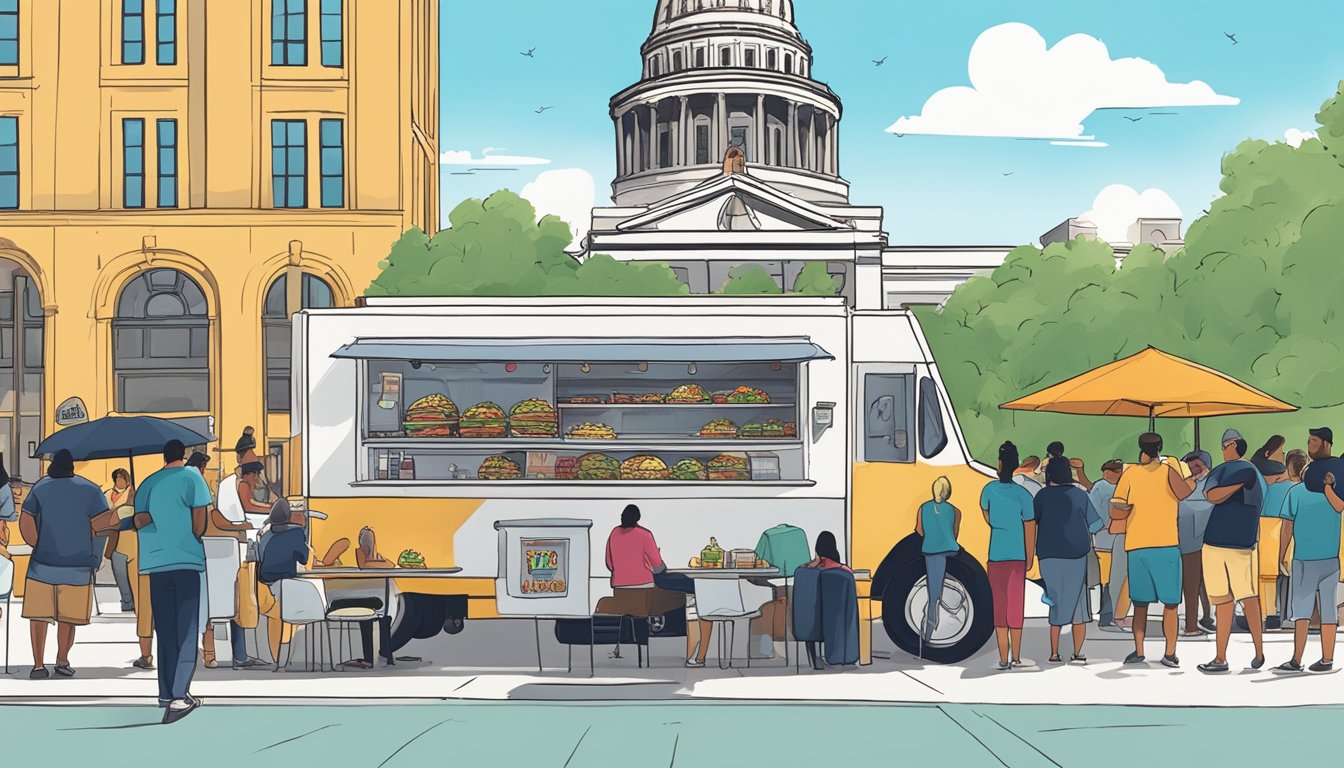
880, 552, 993, 664
443, 616, 466, 635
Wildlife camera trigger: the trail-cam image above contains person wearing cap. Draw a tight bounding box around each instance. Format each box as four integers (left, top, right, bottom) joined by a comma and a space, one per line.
18, 449, 119, 679
1013, 456, 1043, 498
1276, 427, 1342, 674
1197, 430, 1268, 672
1257, 449, 1294, 631
1176, 450, 1214, 638
256, 498, 312, 665
134, 439, 213, 723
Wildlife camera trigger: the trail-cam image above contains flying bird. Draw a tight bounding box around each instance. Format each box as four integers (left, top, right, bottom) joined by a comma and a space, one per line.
1124, 116, 1144, 122
892, 133, 905, 138
1224, 32, 1237, 45
1002, 172, 1014, 177
873, 57, 887, 67
520, 48, 536, 57
535, 106, 555, 114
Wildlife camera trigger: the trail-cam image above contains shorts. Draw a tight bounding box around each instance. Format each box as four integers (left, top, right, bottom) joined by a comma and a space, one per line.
1127, 546, 1182, 606
1203, 546, 1258, 605
22, 579, 93, 625
1290, 558, 1340, 624
988, 560, 1026, 629
1040, 557, 1091, 626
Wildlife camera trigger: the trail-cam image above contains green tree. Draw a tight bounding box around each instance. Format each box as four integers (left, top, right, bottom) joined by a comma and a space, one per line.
919, 80, 1344, 468
792, 261, 841, 296
366, 190, 688, 297
720, 264, 783, 295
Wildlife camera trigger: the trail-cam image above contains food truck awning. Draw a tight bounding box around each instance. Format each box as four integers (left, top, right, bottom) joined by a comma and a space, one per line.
331, 338, 835, 364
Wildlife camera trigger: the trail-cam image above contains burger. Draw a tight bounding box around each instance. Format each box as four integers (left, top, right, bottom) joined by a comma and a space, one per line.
397, 549, 427, 568
621, 455, 670, 480
509, 398, 558, 438
403, 393, 459, 437
567, 422, 617, 440
708, 453, 750, 481
699, 419, 739, 439
726, 386, 771, 404
478, 455, 522, 480
575, 452, 620, 480
668, 383, 710, 403
460, 402, 507, 438
670, 459, 708, 481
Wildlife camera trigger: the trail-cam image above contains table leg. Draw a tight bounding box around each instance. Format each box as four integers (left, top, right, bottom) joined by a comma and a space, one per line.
384, 578, 395, 666
535, 617, 544, 673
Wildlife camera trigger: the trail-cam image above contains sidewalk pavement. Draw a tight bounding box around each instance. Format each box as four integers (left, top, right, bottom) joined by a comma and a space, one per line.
1, 592, 1339, 708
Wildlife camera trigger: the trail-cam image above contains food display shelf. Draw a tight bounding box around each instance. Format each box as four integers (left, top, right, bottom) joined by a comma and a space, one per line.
351, 479, 818, 488
363, 438, 805, 451
557, 402, 795, 409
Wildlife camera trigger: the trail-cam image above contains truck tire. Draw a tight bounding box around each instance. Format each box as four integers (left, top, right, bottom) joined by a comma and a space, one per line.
443, 615, 466, 635
880, 551, 993, 664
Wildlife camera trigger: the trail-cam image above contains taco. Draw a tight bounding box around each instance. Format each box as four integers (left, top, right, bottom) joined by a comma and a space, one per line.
670, 459, 708, 481
668, 384, 710, 403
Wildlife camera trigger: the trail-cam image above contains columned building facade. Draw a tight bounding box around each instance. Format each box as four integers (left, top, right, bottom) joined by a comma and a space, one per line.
610, 0, 846, 205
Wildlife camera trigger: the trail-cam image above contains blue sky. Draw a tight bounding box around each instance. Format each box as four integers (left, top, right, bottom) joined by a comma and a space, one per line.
440, 0, 1344, 245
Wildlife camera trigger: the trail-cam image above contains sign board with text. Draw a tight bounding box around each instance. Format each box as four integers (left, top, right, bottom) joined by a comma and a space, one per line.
56, 397, 89, 426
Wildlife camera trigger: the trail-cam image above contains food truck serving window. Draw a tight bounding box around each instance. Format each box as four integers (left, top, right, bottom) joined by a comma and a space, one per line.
344, 339, 830, 484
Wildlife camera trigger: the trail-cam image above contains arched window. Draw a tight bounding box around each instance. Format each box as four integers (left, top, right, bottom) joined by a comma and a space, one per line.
784, 52, 793, 74
264, 272, 334, 412
673, 50, 683, 71
770, 126, 782, 165
766, 48, 777, 70
114, 268, 210, 413
720, 47, 732, 66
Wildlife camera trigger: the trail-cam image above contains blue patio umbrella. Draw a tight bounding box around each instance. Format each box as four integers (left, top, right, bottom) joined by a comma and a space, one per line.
34, 415, 214, 487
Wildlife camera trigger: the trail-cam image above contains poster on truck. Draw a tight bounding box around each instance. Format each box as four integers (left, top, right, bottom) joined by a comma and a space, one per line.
520, 538, 570, 597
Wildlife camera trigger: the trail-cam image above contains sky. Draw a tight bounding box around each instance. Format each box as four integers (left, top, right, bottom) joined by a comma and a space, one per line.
439, 0, 1344, 246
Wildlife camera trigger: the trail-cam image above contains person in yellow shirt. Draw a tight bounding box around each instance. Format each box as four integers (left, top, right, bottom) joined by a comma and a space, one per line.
1112, 432, 1196, 668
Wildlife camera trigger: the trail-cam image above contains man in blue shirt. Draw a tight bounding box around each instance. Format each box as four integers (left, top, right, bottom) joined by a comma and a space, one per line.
134, 439, 213, 723
1089, 460, 1123, 628
1197, 430, 1267, 673
18, 449, 118, 679
1276, 428, 1342, 674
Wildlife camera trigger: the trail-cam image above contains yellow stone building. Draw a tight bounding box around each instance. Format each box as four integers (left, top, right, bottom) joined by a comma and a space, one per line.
0, 0, 439, 488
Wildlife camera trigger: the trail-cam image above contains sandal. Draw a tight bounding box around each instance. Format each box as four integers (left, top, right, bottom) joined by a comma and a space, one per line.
1071, 654, 1087, 665
1048, 654, 1063, 664
201, 650, 217, 669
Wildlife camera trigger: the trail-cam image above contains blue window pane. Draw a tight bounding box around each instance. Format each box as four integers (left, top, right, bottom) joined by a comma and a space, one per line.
321, 41, 341, 67
158, 120, 176, 143
320, 16, 339, 38
158, 149, 175, 174
287, 177, 304, 205
123, 42, 143, 63
321, 177, 342, 207
271, 120, 286, 144
126, 0, 142, 12
0, 0, 17, 12
124, 120, 143, 144
273, 177, 285, 206
0, 41, 15, 67
0, 177, 15, 209
125, 178, 143, 208
287, 0, 304, 13
288, 121, 304, 144
0, 117, 14, 144
287, 16, 303, 38
125, 153, 142, 174
0, 15, 16, 38
321, 147, 342, 173
0, 146, 15, 167
159, 178, 177, 208
271, 147, 286, 172
287, 147, 304, 171
271, 41, 284, 63
319, 119, 340, 144
125, 16, 143, 38
287, 42, 305, 65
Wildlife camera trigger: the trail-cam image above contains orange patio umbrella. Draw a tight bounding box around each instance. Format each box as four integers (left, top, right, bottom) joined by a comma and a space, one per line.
1000, 346, 1298, 450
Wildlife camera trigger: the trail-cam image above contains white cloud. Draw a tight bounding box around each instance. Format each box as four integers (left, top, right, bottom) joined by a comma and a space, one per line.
1284, 129, 1318, 148
1078, 184, 1182, 244
888, 22, 1239, 142
440, 149, 551, 166
521, 168, 597, 250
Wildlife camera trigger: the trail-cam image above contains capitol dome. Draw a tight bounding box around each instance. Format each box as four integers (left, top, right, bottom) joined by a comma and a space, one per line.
608, 0, 847, 206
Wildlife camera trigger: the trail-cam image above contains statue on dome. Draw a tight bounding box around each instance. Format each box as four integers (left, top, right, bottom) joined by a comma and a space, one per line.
722, 146, 746, 176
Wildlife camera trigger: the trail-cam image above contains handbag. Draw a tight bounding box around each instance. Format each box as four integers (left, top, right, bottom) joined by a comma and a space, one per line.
235, 561, 260, 629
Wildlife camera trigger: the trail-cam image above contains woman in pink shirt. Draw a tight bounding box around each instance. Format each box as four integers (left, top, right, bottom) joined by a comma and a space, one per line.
605, 505, 712, 668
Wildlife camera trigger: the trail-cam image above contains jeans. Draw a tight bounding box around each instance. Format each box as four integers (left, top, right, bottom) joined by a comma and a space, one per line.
227, 620, 250, 662
111, 551, 135, 610
328, 597, 386, 663
924, 552, 955, 638
149, 570, 201, 705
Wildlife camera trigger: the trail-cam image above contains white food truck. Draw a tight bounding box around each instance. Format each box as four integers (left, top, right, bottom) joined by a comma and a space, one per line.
293, 296, 997, 662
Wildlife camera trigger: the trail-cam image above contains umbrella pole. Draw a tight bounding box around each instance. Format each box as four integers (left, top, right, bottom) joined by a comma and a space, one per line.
128, 449, 136, 490
1194, 417, 1201, 452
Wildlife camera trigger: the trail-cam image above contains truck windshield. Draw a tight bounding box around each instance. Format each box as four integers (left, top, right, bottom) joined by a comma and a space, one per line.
918, 377, 948, 459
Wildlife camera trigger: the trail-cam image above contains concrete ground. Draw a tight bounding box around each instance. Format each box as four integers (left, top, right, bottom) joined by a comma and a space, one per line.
0, 589, 1339, 708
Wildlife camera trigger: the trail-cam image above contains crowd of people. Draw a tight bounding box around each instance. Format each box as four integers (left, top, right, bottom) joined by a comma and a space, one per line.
920, 425, 1343, 674
1, 427, 400, 724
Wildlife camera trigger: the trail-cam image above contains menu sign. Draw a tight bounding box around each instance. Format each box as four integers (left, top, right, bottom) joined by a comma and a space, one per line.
520, 538, 569, 597
56, 397, 89, 426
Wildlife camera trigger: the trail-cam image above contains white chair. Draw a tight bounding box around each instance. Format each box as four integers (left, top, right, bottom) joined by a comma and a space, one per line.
694, 579, 771, 670
0, 556, 12, 674
203, 538, 242, 661
275, 578, 333, 673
